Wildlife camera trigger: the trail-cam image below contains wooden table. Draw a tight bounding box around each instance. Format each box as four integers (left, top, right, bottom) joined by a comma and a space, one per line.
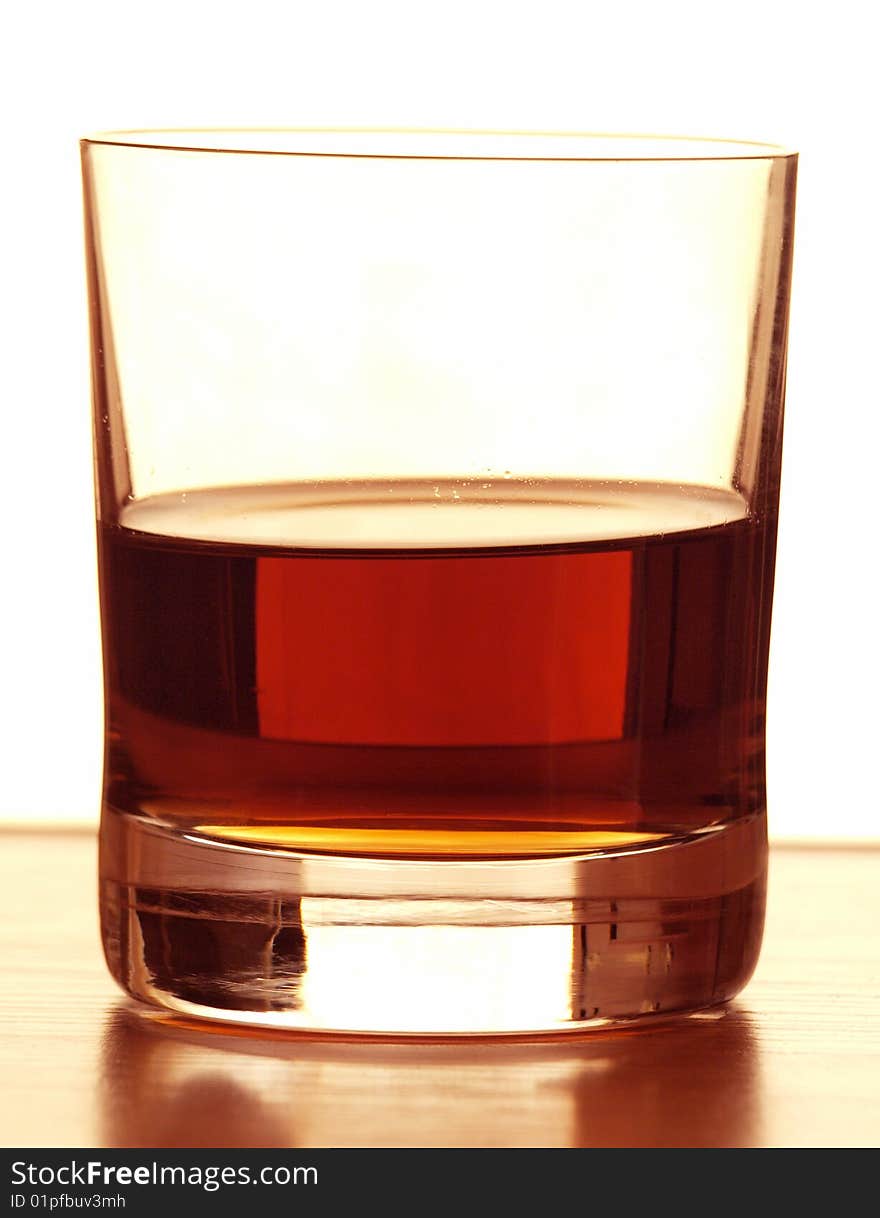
1, 830, 877, 1148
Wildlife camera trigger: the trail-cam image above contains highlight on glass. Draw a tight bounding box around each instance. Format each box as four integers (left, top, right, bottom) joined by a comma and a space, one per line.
82, 130, 797, 1033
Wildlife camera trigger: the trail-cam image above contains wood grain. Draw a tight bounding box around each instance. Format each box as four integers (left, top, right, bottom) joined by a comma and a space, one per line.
0, 830, 877, 1147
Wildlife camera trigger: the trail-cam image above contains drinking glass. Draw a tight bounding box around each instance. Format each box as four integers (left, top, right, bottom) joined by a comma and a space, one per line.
82, 130, 797, 1033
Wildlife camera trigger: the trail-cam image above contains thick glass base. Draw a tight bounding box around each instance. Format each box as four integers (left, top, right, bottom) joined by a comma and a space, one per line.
99, 809, 766, 1035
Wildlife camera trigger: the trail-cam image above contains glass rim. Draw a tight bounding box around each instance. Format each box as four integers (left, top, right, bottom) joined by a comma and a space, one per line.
80, 127, 797, 162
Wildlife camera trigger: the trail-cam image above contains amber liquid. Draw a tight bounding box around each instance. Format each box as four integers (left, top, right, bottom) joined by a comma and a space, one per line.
98, 479, 774, 859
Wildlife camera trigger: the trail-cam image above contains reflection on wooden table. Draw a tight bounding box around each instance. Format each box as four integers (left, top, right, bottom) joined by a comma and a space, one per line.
99, 1006, 759, 1148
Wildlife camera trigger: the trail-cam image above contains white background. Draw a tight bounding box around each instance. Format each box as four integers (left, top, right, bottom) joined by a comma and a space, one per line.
0, 0, 876, 838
